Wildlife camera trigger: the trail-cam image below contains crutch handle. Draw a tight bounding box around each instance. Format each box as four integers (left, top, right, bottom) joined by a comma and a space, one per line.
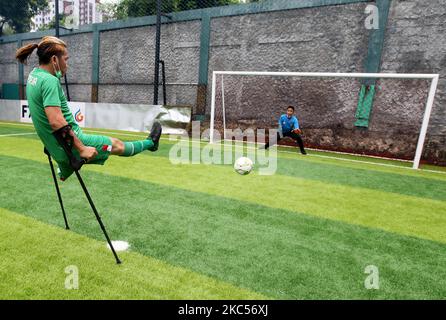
70, 158, 86, 171
52, 125, 86, 171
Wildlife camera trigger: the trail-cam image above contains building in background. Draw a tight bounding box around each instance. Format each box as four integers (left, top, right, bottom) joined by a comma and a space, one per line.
31, 0, 102, 32
79, 0, 103, 25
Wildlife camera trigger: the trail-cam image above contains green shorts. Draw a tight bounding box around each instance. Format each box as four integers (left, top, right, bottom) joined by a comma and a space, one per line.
57, 133, 113, 180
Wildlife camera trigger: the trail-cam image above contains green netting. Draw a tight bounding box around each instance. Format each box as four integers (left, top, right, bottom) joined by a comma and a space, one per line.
355, 84, 376, 128
1, 84, 20, 100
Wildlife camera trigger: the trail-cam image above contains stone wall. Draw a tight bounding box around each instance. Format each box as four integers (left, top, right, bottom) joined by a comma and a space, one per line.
0, 43, 19, 85
207, 1, 446, 163
98, 21, 200, 107
380, 0, 446, 163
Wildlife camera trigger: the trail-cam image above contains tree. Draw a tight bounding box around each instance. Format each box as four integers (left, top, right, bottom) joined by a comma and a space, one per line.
177, 0, 239, 11
0, 0, 48, 36
37, 14, 68, 32
1, 23, 14, 36
102, 0, 242, 20
98, 1, 130, 22
122, 0, 176, 17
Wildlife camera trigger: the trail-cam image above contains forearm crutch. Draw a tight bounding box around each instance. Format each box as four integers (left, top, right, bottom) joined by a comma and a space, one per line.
45, 125, 121, 264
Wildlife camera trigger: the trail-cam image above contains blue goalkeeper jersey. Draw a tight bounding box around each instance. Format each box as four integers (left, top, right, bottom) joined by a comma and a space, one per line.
279, 114, 299, 133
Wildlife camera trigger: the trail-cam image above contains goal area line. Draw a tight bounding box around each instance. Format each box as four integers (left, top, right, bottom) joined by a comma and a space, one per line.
1, 121, 444, 175
205, 137, 446, 174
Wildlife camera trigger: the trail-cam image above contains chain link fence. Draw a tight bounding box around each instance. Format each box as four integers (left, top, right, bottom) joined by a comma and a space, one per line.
100, 0, 265, 22
0, 0, 268, 36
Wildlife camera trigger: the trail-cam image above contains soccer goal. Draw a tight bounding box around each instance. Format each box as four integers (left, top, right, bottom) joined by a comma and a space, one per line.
209, 71, 440, 169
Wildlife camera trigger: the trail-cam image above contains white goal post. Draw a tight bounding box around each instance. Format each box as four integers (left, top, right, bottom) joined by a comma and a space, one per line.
209, 71, 440, 170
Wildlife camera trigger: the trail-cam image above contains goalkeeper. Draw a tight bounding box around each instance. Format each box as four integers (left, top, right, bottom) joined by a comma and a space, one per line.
16, 36, 162, 180
264, 105, 307, 155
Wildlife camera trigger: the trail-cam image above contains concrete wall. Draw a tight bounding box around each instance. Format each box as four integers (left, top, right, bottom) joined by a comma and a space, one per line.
98, 21, 200, 106
207, 0, 446, 163
380, 0, 446, 162
207, 2, 370, 149
0, 43, 19, 85
18, 33, 94, 102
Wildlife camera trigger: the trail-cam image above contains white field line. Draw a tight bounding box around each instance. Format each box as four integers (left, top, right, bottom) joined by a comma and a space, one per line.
1, 122, 445, 175
0, 133, 36, 137
0, 122, 34, 127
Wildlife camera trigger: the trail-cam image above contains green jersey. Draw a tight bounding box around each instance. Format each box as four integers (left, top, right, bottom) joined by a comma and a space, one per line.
26, 67, 80, 164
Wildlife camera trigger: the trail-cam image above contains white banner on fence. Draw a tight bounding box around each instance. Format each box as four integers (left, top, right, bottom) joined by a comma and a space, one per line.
85, 103, 191, 134
1, 100, 190, 135
19, 100, 32, 123
69, 102, 86, 127
19, 100, 86, 127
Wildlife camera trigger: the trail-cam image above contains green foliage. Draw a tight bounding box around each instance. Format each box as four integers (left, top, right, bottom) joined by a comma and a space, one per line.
0, 23, 14, 35
177, 0, 239, 12
0, 0, 48, 35
98, 1, 130, 22
37, 14, 67, 32
100, 0, 244, 20
124, 0, 173, 17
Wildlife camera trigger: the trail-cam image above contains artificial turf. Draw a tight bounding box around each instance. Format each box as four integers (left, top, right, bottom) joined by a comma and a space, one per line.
1, 122, 445, 299
0, 208, 266, 299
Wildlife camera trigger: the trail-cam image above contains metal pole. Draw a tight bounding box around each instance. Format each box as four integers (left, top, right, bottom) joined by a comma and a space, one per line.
45, 148, 70, 230
55, 0, 71, 101
213, 71, 438, 79
221, 75, 226, 140
74, 170, 122, 264
153, 0, 162, 105
55, 0, 60, 37
209, 72, 216, 144
160, 60, 167, 105
413, 75, 439, 169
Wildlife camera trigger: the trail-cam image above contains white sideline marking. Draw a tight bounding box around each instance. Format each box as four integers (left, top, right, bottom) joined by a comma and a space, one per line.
0, 133, 36, 137
107, 241, 130, 252
1, 122, 445, 175
0, 122, 34, 127
84, 129, 148, 138
305, 153, 412, 170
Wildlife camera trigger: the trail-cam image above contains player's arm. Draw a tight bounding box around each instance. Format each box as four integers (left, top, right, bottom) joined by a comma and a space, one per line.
292, 117, 302, 134
45, 106, 97, 160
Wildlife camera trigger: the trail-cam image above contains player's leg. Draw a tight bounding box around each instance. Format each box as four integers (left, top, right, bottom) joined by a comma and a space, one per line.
114, 138, 154, 156
289, 132, 306, 155
110, 138, 124, 155
264, 132, 281, 149
113, 121, 162, 156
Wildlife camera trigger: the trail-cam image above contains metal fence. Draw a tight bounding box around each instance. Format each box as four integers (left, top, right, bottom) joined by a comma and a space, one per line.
0, 0, 266, 36
100, 0, 264, 22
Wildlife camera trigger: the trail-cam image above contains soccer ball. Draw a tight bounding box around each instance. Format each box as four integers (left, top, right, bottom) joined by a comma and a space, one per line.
234, 157, 253, 175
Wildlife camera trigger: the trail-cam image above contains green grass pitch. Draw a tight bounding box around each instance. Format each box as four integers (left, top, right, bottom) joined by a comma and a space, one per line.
0, 121, 445, 299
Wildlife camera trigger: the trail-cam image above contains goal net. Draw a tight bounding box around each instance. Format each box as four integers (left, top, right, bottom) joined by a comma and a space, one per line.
209, 71, 439, 169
